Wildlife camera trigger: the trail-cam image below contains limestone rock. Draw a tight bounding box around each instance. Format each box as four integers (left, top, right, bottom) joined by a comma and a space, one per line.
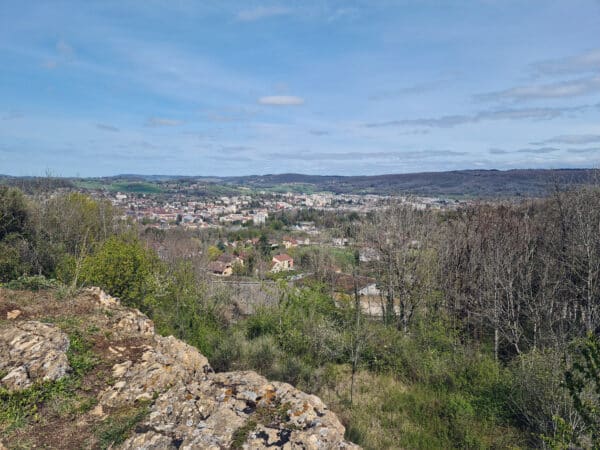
98, 335, 210, 407
85, 287, 155, 338
0, 288, 360, 449
120, 370, 360, 449
6, 309, 21, 320
86, 286, 120, 308
0, 321, 70, 391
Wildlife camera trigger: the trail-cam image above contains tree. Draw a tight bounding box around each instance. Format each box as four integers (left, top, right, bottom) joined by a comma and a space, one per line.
207, 245, 223, 261
0, 186, 29, 241
360, 202, 432, 332
258, 233, 271, 257
0, 187, 32, 281
565, 333, 600, 447
80, 235, 159, 307
27, 192, 117, 281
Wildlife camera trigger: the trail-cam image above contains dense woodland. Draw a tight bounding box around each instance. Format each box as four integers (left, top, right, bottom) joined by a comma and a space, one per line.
1, 183, 599, 449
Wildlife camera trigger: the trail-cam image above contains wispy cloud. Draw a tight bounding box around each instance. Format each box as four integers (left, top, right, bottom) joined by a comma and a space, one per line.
236, 6, 291, 22
488, 148, 509, 154
567, 147, 600, 154
2, 111, 23, 120
516, 147, 560, 154
259, 95, 304, 106
219, 145, 253, 153
532, 48, 600, 76
145, 117, 182, 127
369, 76, 457, 101
42, 39, 75, 69
265, 150, 466, 161
478, 75, 600, 101
96, 123, 119, 132
327, 7, 360, 22
532, 134, 600, 145
364, 105, 591, 128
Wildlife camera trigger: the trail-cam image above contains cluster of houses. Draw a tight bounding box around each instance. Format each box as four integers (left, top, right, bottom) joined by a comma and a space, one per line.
207, 252, 295, 276
105, 190, 415, 231
207, 253, 246, 277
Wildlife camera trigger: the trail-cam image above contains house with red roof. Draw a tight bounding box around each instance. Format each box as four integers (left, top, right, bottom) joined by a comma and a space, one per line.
271, 254, 294, 273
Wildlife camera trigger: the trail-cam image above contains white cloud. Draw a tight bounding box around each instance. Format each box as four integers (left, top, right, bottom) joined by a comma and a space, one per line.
516, 147, 560, 154
236, 6, 291, 22
258, 95, 304, 106
532, 134, 600, 145
96, 123, 119, 132
145, 117, 182, 127
533, 48, 600, 76
42, 38, 75, 69
364, 105, 590, 128
265, 150, 466, 160
56, 39, 74, 59
479, 76, 600, 101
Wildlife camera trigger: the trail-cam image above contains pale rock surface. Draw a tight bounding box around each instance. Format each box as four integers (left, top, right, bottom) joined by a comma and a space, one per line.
1, 288, 360, 449
85, 286, 155, 338
0, 321, 70, 390
6, 309, 21, 320
98, 335, 210, 406
118, 370, 359, 449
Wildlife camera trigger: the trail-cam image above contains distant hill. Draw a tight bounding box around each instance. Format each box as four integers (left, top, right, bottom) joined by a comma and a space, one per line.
2, 169, 598, 198
219, 169, 599, 197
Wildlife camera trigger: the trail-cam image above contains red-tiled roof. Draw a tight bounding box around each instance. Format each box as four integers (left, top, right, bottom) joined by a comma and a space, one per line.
273, 254, 293, 262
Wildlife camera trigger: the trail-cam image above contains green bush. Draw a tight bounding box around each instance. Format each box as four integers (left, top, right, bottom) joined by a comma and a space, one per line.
5, 275, 60, 291
0, 186, 30, 241
508, 349, 576, 445
80, 235, 159, 308
245, 307, 279, 339
0, 237, 31, 282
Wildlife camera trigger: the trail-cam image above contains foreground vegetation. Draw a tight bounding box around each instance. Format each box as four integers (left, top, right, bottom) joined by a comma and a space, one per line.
1, 184, 599, 448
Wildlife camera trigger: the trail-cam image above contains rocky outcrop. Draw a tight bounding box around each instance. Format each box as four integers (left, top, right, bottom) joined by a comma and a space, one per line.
0, 321, 70, 390
0, 288, 360, 449
119, 370, 358, 449
99, 335, 211, 407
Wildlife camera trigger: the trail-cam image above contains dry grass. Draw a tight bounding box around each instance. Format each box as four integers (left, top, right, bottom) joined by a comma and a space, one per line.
319, 366, 525, 450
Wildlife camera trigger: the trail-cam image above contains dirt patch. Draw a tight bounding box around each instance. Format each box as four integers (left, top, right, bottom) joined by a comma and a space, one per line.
0, 301, 28, 321
0, 288, 100, 323
112, 337, 150, 365
93, 335, 150, 366
10, 410, 99, 450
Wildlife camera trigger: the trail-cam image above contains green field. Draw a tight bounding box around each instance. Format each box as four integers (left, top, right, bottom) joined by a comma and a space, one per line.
74, 180, 163, 194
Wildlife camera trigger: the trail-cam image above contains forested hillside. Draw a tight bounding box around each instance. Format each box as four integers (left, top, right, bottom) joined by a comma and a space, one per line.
1, 168, 598, 198
222, 169, 599, 197
1, 184, 599, 449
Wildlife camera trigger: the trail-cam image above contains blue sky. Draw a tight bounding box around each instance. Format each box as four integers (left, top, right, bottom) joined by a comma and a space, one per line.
1, 0, 600, 176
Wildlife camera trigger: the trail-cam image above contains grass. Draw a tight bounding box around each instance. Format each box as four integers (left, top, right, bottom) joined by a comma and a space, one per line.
108, 182, 163, 194
95, 402, 150, 449
231, 418, 258, 449
230, 401, 295, 449
74, 179, 164, 193
73, 180, 107, 190
0, 379, 72, 430
0, 317, 100, 433
318, 368, 525, 450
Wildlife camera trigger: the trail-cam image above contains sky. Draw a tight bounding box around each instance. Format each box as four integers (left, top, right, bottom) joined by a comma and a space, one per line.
1, 0, 600, 177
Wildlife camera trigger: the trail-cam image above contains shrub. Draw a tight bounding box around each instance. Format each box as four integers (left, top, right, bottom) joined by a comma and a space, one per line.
0, 237, 31, 282
80, 235, 159, 308
0, 186, 30, 241
245, 307, 279, 339
5, 275, 60, 291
